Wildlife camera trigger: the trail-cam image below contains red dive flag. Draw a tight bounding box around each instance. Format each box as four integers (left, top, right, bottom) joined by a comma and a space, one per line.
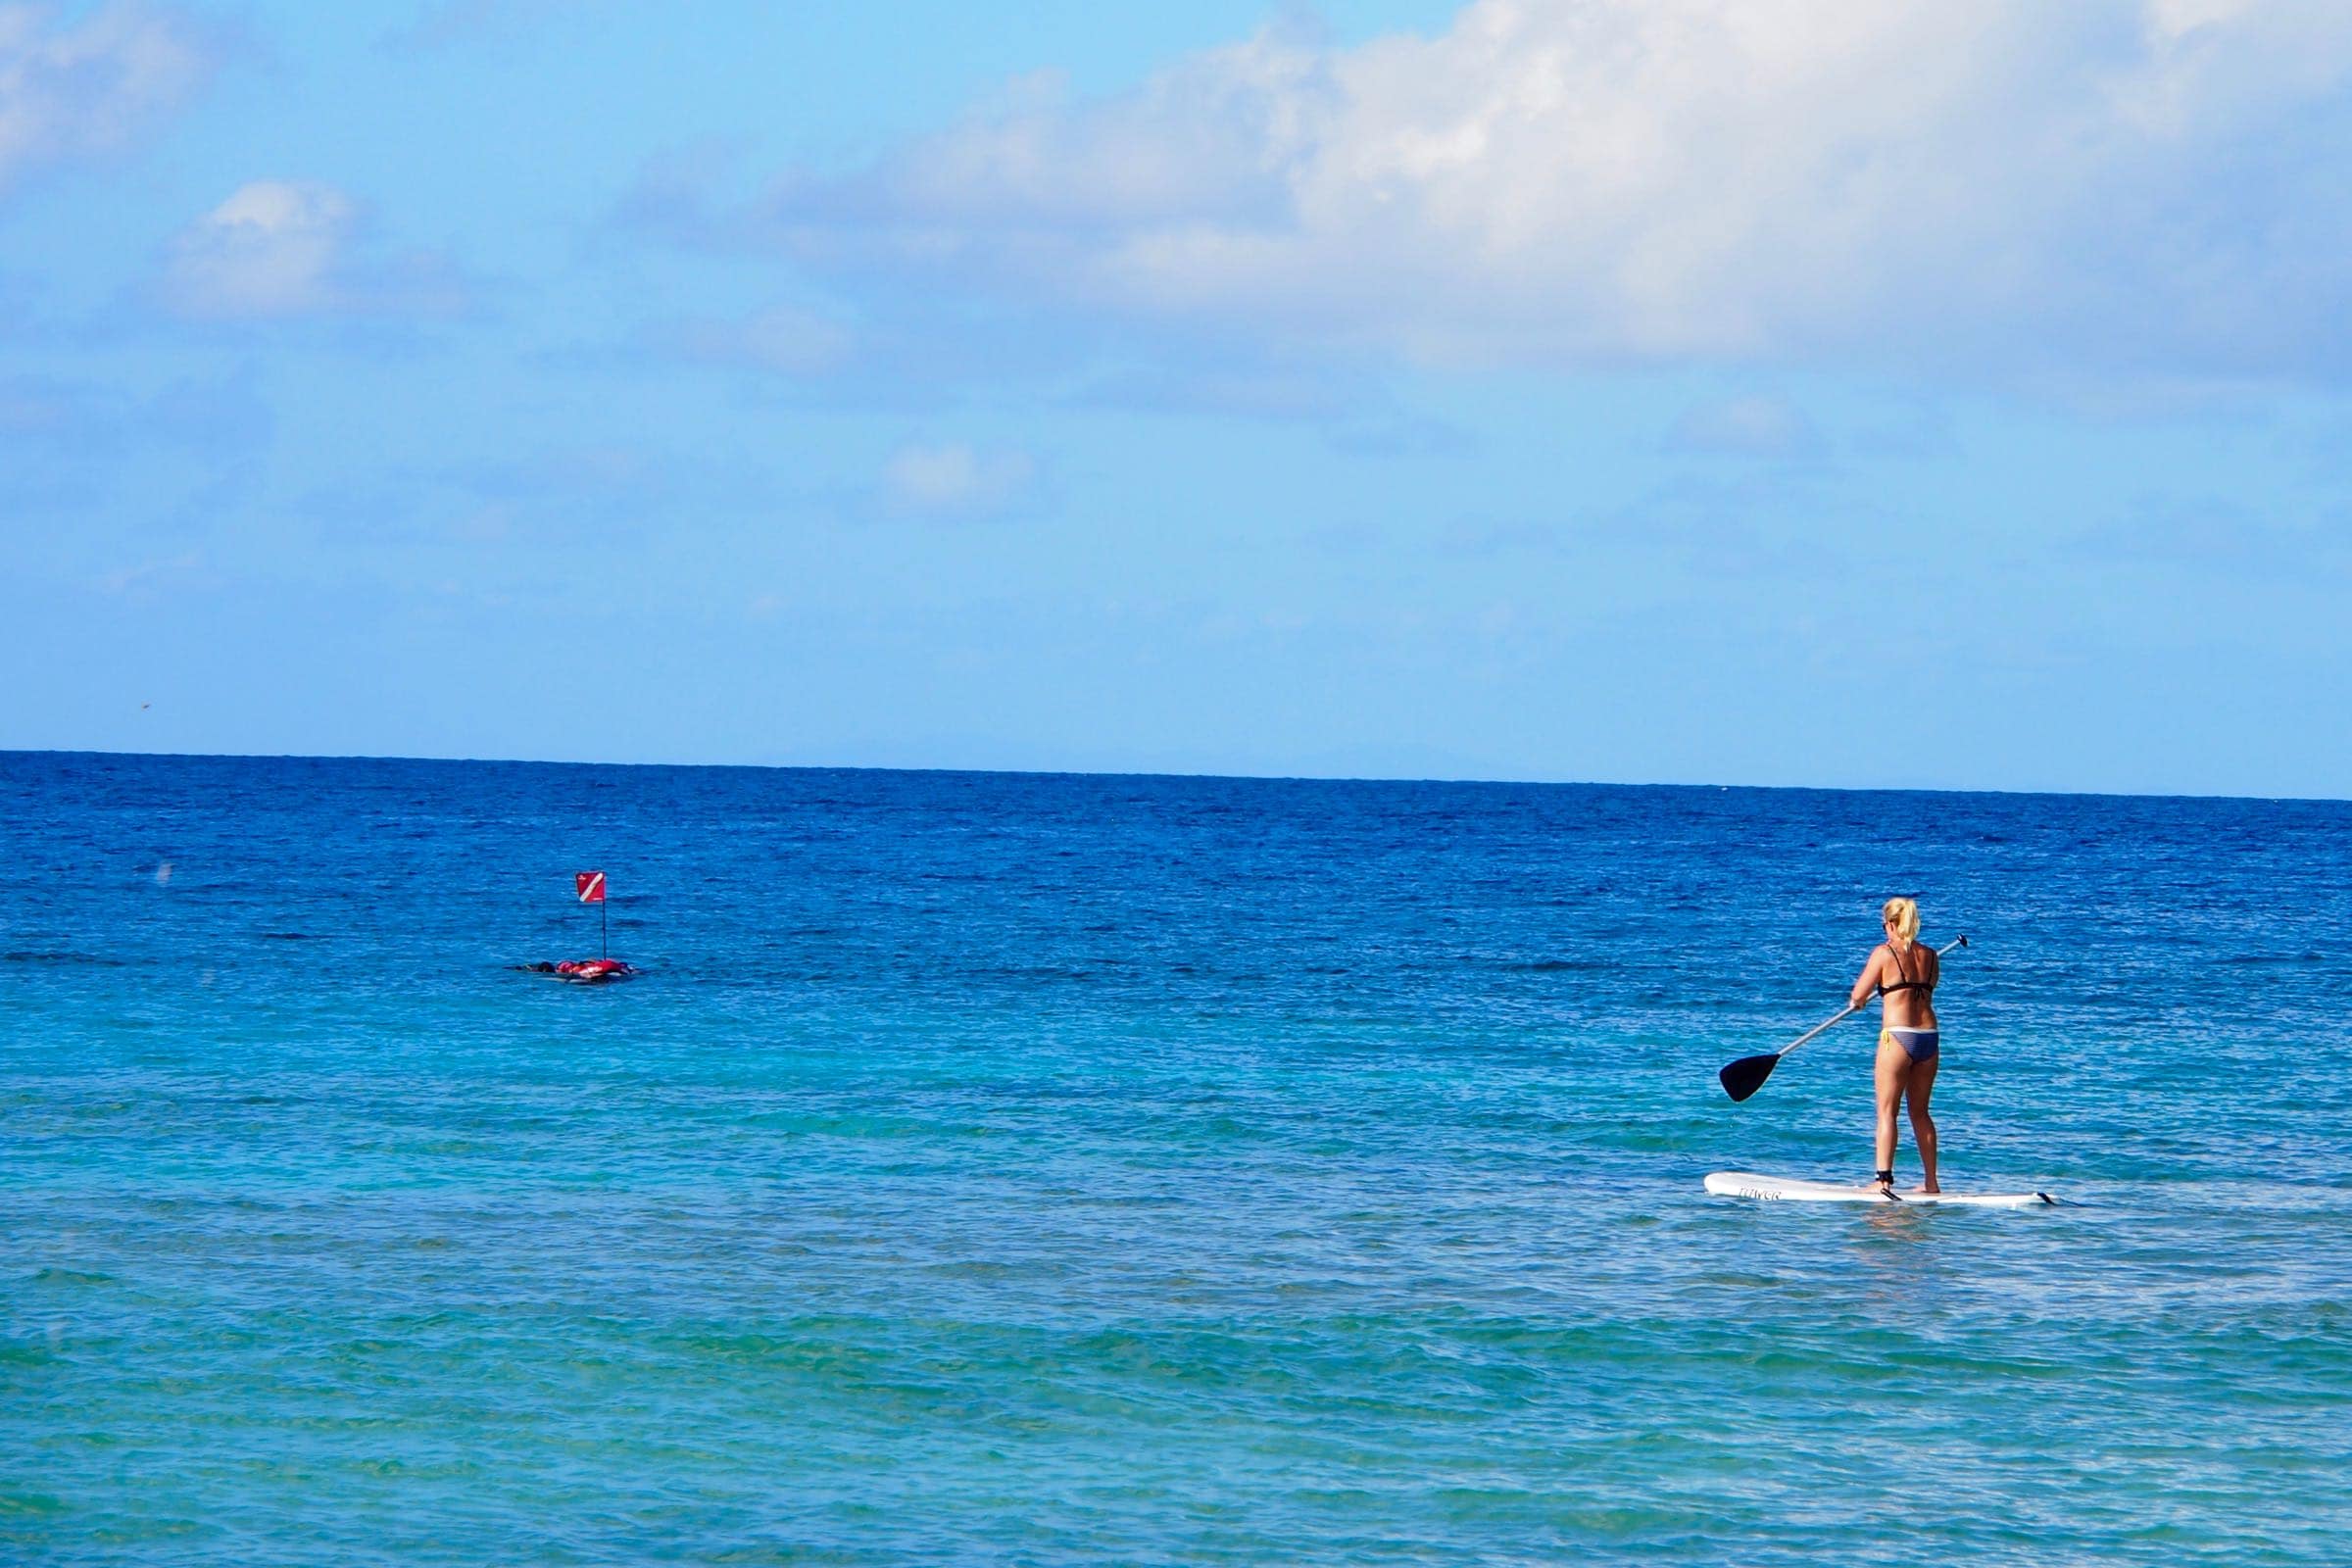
575, 871, 607, 904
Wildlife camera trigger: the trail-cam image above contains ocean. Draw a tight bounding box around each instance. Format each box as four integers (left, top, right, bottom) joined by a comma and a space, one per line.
4, 751, 2347, 1564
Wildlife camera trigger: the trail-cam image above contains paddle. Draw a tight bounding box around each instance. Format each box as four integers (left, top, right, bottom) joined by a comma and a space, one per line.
1718, 935, 1967, 1102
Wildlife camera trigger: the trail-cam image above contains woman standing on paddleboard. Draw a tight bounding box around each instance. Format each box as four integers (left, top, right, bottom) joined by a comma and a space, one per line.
1850, 897, 1939, 1195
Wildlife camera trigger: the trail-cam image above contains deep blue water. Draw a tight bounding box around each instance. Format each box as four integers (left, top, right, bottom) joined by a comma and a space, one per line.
4, 752, 2348, 1564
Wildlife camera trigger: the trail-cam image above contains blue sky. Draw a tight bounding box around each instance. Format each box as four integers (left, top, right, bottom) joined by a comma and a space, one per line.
3, 0, 2348, 797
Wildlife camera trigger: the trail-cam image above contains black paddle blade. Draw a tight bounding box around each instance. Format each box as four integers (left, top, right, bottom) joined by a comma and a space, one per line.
1718, 1052, 1783, 1102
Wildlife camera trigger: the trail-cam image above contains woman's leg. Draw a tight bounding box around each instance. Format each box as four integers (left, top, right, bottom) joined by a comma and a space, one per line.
1906, 1055, 1941, 1193
1874, 1036, 1908, 1184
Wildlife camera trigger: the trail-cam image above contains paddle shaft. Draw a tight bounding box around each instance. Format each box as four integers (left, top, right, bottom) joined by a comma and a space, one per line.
1774, 935, 1967, 1065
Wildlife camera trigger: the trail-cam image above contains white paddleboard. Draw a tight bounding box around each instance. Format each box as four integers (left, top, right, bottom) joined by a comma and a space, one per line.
1704, 1171, 2055, 1207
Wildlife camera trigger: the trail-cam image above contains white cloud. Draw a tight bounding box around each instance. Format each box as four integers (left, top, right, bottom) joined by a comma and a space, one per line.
163, 180, 356, 318
742, 0, 2352, 381
0, 2, 214, 195
881, 441, 1035, 516
1668, 394, 1820, 459
96, 548, 203, 597
662, 304, 856, 376
160, 178, 466, 320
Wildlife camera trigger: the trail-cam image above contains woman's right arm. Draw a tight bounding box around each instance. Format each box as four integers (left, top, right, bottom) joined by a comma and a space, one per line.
1848, 946, 1885, 1010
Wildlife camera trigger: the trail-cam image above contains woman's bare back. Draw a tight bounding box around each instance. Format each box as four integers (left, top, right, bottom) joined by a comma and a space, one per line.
1870, 940, 1938, 1031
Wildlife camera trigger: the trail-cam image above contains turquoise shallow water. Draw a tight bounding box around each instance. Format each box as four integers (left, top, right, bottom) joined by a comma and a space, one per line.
4, 753, 2349, 1564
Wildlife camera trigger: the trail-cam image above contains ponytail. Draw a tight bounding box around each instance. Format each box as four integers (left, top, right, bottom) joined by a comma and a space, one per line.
1881, 897, 1920, 942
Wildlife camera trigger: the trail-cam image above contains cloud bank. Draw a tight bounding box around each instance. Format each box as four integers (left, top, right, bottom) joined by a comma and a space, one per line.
712, 0, 2352, 382
0, 1, 214, 196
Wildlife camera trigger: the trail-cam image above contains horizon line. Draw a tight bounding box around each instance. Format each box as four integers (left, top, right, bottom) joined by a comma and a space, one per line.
6, 746, 2344, 808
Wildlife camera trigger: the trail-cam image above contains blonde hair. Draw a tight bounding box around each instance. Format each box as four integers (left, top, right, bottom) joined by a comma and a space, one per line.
1882, 897, 1920, 943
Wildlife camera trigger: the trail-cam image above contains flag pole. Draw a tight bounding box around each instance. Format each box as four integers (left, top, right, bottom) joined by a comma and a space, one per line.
574, 871, 609, 959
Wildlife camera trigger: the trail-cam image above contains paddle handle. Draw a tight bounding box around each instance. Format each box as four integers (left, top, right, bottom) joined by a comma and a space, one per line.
1778, 1004, 1860, 1058
1777, 934, 1968, 1062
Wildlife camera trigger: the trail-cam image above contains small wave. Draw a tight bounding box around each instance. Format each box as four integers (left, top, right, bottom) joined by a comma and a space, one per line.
30, 1267, 117, 1288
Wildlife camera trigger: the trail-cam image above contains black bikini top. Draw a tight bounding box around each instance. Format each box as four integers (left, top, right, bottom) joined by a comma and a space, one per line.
1878, 940, 1936, 997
